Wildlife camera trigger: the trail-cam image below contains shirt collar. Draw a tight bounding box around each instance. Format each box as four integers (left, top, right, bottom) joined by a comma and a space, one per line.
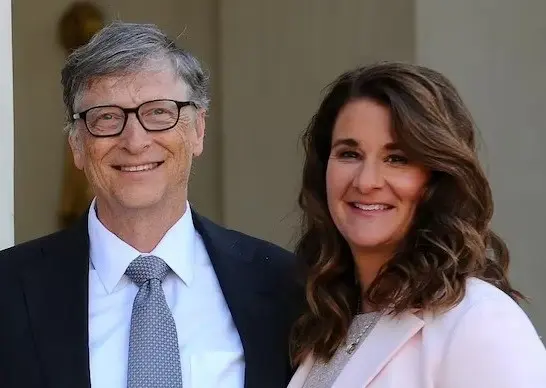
88, 198, 196, 294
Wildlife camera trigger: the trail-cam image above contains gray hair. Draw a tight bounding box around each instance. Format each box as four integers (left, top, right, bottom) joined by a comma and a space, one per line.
61, 21, 209, 133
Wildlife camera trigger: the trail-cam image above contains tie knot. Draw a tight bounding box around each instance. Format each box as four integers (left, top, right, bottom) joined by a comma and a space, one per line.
125, 255, 170, 286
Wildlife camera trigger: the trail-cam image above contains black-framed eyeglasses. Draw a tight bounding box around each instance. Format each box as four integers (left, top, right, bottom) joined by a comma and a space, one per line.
72, 99, 197, 137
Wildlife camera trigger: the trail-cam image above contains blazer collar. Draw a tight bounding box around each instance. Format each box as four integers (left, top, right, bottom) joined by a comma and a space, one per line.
288, 312, 424, 388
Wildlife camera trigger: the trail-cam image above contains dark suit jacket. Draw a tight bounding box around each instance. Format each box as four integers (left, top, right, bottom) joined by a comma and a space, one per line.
0, 210, 303, 388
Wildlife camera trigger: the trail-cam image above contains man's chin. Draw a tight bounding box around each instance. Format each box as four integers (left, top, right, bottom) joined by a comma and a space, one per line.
103, 190, 167, 211
95, 186, 187, 216
116, 196, 164, 210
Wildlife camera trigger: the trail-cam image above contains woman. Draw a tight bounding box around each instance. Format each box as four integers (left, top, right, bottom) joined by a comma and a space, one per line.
288, 62, 546, 388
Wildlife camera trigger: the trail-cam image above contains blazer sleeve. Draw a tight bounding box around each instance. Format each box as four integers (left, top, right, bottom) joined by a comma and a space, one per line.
437, 296, 546, 388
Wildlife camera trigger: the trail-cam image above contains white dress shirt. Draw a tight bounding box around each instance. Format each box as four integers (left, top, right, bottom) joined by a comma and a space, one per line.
88, 200, 244, 388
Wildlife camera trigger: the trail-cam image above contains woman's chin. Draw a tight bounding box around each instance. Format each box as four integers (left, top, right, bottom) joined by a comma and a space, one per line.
347, 234, 398, 255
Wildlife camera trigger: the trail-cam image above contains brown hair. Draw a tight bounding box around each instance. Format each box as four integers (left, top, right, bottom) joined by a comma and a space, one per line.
291, 62, 523, 364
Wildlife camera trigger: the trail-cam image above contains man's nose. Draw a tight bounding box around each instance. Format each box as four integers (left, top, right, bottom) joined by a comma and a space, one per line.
119, 113, 153, 154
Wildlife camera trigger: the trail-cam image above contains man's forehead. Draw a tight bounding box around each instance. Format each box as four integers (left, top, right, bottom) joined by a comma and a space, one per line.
76, 70, 189, 109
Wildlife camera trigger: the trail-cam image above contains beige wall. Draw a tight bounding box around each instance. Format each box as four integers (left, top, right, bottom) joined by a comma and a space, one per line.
416, 0, 546, 341
13, 0, 73, 243
220, 0, 415, 247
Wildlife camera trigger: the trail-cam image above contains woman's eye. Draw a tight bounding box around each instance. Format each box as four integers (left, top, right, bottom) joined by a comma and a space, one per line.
386, 154, 409, 164
338, 150, 360, 159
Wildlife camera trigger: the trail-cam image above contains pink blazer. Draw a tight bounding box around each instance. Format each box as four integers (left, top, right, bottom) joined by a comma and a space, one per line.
288, 278, 546, 388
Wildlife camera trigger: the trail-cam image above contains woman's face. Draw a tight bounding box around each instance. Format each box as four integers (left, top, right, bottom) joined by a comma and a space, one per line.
326, 99, 430, 260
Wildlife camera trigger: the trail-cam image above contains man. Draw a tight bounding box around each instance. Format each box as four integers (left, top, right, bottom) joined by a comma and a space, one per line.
0, 22, 302, 388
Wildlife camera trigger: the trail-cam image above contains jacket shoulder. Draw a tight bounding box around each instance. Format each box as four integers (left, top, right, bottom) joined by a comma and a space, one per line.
192, 212, 302, 291
423, 278, 530, 336
232, 229, 295, 263
0, 228, 73, 272
193, 211, 296, 264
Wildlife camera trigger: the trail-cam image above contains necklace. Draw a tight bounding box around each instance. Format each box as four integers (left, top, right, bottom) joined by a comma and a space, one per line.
345, 312, 381, 354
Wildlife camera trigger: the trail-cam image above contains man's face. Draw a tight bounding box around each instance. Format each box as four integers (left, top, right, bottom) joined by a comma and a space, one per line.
69, 68, 205, 216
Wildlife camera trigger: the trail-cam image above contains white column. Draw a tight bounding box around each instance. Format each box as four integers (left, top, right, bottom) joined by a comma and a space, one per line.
0, 0, 14, 249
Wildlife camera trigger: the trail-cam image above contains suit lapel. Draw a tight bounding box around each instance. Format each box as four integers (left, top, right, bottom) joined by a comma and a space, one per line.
192, 211, 289, 388
20, 216, 91, 388
332, 312, 424, 388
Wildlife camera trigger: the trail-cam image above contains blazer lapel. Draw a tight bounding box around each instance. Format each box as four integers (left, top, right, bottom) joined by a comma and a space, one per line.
20, 216, 91, 388
332, 312, 424, 388
192, 211, 290, 388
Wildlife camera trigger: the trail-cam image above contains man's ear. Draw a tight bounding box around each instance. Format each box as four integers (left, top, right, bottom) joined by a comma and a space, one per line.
68, 131, 84, 170
192, 109, 206, 157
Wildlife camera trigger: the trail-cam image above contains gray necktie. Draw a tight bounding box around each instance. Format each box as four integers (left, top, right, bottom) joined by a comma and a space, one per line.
125, 255, 183, 388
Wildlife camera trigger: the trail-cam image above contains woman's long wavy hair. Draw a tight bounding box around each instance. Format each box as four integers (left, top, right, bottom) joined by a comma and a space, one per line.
291, 61, 523, 364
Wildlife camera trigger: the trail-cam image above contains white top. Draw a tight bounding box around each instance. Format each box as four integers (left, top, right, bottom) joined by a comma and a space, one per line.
87, 199, 244, 388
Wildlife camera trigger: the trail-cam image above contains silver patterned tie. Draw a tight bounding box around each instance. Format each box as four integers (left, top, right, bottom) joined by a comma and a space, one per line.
125, 255, 183, 388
